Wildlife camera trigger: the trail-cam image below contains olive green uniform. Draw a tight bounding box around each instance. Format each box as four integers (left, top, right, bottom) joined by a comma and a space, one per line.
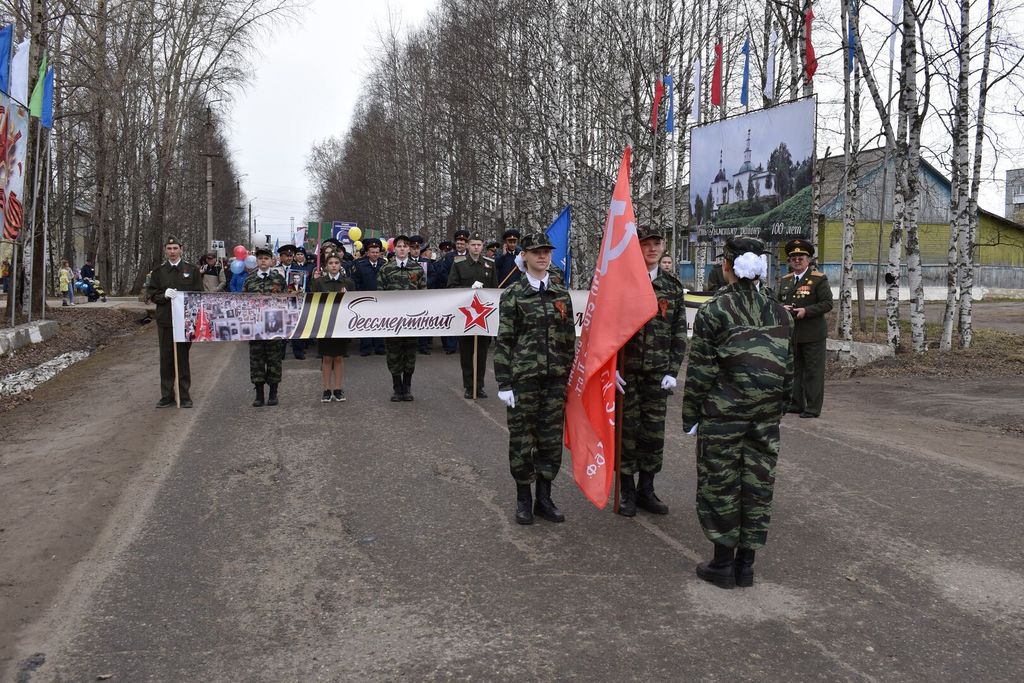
706, 263, 727, 293
243, 269, 288, 384
146, 260, 202, 403
447, 254, 498, 395
778, 268, 832, 416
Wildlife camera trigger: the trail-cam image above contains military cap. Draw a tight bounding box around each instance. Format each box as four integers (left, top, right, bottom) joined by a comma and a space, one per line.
165, 236, 181, 246
277, 244, 296, 256
637, 225, 664, 241
723, 235, 766, 260
295, 246, 307, 254
486, 241, 501, 250
363, 237, 383, 250
393, 234, 411, 245
322, 238, 342, 250
520, 233, 554, 251
502, 228, 521, 240
203, 252, 217, 259
453, 229, 470, 240
467, 231, 484, 242
409, 234, 425, 245
439, 240, 454, 250
254, 246, 274, 258
785, 238, 814, 258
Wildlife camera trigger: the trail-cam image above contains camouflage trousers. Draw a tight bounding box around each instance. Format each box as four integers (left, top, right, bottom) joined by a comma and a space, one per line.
249, 340, 285, 384
695, 419, 780, 550
620, 369, 670, 475
385, 338, 417, 375
507, 381, 565, 484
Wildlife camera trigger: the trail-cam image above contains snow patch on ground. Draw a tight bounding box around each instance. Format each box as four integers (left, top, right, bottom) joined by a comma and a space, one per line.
0, 350, 91, 397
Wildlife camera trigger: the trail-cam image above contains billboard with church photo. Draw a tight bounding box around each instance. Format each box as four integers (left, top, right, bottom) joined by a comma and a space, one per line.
689, 97, 816, 243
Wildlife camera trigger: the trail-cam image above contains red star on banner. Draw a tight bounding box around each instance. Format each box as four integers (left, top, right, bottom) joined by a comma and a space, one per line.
459, 292, 496, 332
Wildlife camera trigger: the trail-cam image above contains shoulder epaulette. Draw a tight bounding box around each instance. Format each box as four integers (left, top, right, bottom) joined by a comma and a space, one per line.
811, 270, 825, 277
454, 255, 466, 263
483, 256, 495, 263
782, 272, 795, 279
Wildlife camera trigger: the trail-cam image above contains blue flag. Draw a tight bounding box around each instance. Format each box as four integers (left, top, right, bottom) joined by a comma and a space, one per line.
41, 65, 54, 128
546, 206, 571, 287
273, 237, 279, 254
664, 74, 674, 133
0, 25, 11, 95
740, 38, 750, 106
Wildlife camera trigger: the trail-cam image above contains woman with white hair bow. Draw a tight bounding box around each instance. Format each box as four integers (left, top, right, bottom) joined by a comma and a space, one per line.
681, 236, 795, 590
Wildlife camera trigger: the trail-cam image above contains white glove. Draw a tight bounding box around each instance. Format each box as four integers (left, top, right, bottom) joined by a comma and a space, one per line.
514, 252, 526, 273
471, 280, 484, 289
687, 423, 699, 436
164, 288, 179, 300
498, 390, 516, 408
614, 370, 626, 394
660, 375, 677, 390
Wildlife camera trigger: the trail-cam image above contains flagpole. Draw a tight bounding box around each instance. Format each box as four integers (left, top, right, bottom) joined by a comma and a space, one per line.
472, 336, 478, 399
173, 340, 181, 408
41, 126, 51, 320
612, 348, 625, 514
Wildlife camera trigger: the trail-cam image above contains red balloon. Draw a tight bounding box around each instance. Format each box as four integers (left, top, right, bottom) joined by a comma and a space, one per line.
233, 245, 248, 259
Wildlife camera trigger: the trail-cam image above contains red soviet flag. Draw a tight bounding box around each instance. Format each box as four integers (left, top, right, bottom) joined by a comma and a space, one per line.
711, 42, 723, 106
565, 147, 658, 508
805, 8, 818, 82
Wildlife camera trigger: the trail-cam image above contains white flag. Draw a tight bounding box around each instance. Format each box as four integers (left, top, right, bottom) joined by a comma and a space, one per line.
764, 31, 778, 102
690, 59, 701, 122
293, 227, 306, 246
889, 0, 903, 63
10, 39, 29, 105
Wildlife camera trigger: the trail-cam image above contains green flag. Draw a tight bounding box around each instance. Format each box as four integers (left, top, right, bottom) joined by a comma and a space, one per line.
28, 53, 47, 117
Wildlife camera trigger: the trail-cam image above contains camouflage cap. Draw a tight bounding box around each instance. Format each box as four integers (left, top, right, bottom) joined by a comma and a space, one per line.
722, 235, 766, 260
785, 238, 814, 258
520, 233, 554, 251
637, 225, 664, 241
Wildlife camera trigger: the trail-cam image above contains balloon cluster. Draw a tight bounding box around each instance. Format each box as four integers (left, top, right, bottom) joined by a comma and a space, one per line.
229, 245, 258, 274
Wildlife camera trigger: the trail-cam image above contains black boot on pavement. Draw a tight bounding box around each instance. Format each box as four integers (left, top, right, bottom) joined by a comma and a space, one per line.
735, 548, 756, 588
534, 479, 565, 523
391, 374, 403, 402
267, 383, 279, 406
617, 473, 637, 517
252, 383, 265, 408
402, 372, 414, 401
637, 471, 669, 514
515, 484, 534, 525
696, 543, 737, 589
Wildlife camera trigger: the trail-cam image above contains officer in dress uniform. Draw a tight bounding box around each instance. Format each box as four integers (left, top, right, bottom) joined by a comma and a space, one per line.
351, 238, 387, 356
244, 247, 288, 407
147, 236, 202, 408
778, 238, 832, 418
494, 228, 522, 287
432, 229, 469, 353
494, 233, 576, 525
378, 235, 428, 400
683, 236, 794, 589
615, 225, 687, 517
448, 231, 498, 398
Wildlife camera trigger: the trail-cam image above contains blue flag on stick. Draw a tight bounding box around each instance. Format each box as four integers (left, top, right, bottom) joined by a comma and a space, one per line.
0, 25, 11, 95
546, 206, 571, 287
41, 65, 54, 128
740, 38, 750, 106
664, 74, 674, 133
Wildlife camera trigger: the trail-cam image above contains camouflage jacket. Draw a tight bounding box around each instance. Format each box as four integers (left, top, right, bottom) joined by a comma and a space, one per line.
243, 269, 287, 294
493, 277, 576, 390
377, 259, 427, 291
682, 280, 794, 430
622, 270, 687, 377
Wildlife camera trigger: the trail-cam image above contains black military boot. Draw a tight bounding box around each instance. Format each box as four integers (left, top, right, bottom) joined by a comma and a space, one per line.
735, 548, 756, 588
696, 543, 737, 589
637, 471, 669, 514
515, 484, 534, 525
402, 371, 414, 401
390, 374, 403, 402
267, 383, 279, 406
617, 474, 637, 517
534, 479, 565, 523
252, 383, 265, 408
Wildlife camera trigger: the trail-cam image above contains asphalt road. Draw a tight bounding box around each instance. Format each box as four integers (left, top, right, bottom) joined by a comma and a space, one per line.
4, 335, 1024, 681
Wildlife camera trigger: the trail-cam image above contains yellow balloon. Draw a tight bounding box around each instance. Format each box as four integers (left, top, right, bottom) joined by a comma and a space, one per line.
354, 240, 363, 251
348, 227, 362, 241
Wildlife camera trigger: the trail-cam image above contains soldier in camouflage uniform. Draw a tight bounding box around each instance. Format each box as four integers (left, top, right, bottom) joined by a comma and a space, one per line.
616, 226, 687, 517
682, 236, 794, 589
493, 233, 576, 525
378, 235, 427, 401
244, 247, 288, 407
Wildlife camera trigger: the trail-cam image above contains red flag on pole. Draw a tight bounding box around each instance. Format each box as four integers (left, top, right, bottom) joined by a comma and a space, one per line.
650, 78, 665, 132
710, 42, 723, 106
565, 147, 658, 508
194, 305, 213, 341
805, 8, 818, 82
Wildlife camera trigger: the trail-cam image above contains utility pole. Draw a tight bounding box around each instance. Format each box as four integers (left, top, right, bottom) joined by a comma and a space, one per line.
248, 198, 257, 247
201, 106, 221, 252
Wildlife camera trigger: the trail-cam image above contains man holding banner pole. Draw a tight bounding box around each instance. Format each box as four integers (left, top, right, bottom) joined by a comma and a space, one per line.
146, 237, 201, 408
447, 232, 497, 399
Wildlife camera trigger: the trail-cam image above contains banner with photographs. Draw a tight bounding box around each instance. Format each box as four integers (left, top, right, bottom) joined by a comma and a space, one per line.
689, 97, 816, 244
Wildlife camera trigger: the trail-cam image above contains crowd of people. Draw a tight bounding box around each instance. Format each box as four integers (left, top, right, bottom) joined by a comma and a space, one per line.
145, 229, 831, 590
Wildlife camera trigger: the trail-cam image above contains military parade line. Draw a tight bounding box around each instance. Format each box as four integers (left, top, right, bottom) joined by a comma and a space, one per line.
145, 210, 831, 590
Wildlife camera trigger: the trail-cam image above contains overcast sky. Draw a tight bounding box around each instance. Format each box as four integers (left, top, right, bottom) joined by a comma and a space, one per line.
226, 0, 437, 246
